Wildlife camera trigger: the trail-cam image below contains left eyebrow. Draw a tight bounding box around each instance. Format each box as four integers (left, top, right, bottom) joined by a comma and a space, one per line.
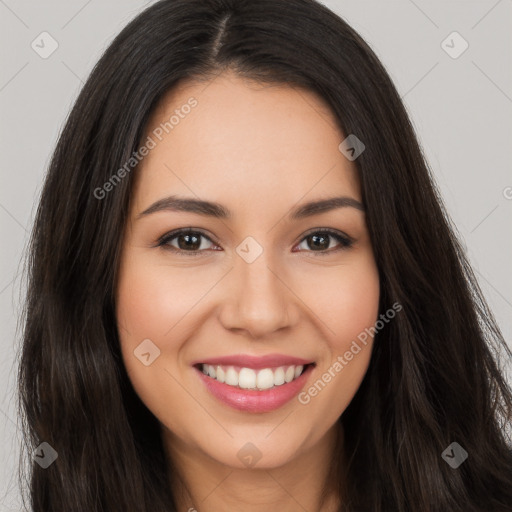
288, 196, 365, 219
136, 194, 365, 220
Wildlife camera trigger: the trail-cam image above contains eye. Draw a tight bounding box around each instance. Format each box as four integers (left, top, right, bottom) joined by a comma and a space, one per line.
294, 228, 353, 255
156, 227, 353, 256
156, 228, 218, 256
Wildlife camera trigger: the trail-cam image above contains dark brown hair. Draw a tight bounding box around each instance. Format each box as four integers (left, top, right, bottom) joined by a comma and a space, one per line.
17, 0, 512, 510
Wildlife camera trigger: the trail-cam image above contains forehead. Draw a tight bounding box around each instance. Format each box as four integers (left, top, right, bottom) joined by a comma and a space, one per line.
132, 72, 361, 217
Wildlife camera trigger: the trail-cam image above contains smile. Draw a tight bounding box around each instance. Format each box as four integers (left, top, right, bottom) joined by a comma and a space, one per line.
192, 354, 316, 413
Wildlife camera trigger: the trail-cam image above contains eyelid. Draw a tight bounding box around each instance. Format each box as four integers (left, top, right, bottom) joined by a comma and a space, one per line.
299, 227, 352, 243
155, 227, 213, 245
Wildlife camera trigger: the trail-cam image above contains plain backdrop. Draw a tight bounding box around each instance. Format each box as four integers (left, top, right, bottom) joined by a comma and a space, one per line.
1, 1, 511, 509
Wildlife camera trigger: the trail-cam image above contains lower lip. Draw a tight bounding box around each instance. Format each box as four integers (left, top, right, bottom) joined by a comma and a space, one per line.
195, 364, 315, 413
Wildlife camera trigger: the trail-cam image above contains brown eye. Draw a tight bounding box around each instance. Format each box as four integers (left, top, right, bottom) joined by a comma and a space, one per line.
295, 229, 353, 254
157, 229, 216, 255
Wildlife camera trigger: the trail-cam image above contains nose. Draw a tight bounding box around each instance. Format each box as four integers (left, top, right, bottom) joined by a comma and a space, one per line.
218, 250, 299, 339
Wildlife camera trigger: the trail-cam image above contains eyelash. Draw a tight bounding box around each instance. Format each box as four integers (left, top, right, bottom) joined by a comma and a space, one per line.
155, 227, 354, 257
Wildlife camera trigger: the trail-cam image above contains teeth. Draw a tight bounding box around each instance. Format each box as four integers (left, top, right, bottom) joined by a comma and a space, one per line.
225, 367, 239, 386
200, 363, 307, 390
274, 367, 285, 386
239, 368, 256, 389
256, 368, 274, 390
216, 366, 225, 383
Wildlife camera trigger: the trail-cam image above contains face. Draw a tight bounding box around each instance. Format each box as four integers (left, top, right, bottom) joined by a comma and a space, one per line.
116, 71, 380, 471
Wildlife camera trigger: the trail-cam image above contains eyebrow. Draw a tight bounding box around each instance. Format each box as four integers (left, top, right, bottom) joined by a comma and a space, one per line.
137, 194, 364, 221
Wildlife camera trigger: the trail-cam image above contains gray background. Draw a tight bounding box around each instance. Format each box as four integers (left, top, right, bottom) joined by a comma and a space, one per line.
1, 0, 511, 509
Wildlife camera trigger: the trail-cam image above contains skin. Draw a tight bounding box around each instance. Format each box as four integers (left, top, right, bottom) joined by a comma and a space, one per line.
116, 70, 380, 512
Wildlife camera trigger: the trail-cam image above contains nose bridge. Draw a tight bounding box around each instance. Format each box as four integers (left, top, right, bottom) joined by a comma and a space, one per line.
220, 239, 295, 337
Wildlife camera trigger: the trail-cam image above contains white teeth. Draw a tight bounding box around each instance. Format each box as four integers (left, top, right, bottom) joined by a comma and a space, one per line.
284, 366, 295, 383
225, 367, 239, 386
238, 368, 256, 389
200, 363, 308, 390
273, 367, 285, 386
256, 368, 275, 390
216, 366, 225, 383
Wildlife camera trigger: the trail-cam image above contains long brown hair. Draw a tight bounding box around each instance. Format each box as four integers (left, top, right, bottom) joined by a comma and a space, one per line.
17, 0, 512, 510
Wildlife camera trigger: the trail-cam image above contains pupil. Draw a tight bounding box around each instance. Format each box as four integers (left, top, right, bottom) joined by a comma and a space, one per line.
179, 233, 200, 250
310, 234, 329, 250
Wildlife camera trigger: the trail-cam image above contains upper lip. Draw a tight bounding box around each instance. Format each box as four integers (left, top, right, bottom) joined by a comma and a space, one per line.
192, 353, 314, 370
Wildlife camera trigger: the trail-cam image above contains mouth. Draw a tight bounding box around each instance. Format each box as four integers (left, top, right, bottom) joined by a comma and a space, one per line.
192, 357, 316, 413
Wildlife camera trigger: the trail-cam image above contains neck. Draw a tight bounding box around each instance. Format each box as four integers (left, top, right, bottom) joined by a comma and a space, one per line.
164, 423, 344, 512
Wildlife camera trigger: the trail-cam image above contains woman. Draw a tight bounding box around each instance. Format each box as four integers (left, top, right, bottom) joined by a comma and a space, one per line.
17, 0, 512, 510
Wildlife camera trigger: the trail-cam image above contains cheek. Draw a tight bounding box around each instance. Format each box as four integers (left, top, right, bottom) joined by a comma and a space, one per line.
294, 253, 380, 348
292, 254, 379, 419
114, 252, 228, 398
115, 259, 201, 439
116, 255, 214, 343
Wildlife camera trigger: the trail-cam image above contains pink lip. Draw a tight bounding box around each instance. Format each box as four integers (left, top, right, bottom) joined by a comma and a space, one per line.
191, 353, 313, 370
194, 363, 315, 413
